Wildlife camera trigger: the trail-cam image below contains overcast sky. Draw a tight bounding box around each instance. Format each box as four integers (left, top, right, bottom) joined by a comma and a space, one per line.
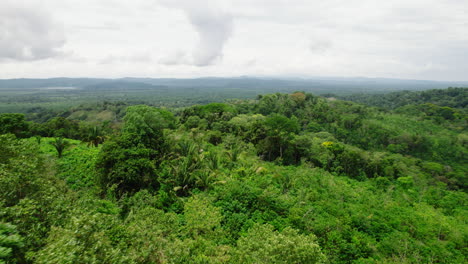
1, 0, 467, 80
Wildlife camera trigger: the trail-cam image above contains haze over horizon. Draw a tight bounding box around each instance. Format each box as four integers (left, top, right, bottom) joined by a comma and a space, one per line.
1, 0, 468, 81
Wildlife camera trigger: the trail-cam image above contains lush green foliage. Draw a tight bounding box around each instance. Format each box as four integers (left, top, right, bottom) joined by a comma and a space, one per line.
0, 88, 466, 263
0, 223, 23, 263
340, 87, 467, 110
0, 114, 30, 138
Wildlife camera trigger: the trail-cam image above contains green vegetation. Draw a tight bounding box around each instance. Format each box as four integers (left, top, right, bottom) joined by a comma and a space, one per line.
0, 87, 466, 263
340, 87, 467, 110
2, 77, 466, 116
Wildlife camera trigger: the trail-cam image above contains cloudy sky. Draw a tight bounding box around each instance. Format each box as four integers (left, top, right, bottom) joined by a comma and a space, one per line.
1, 0, 467, 80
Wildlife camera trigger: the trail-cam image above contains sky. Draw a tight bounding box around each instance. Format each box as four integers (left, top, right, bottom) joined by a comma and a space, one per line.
1, 0, 467, 81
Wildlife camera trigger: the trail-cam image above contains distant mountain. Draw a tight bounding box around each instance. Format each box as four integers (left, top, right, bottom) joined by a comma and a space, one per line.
0, 78, 106, 88
121, 76, 468, 92
83, 81, 168, 91
1, 76, 467, 95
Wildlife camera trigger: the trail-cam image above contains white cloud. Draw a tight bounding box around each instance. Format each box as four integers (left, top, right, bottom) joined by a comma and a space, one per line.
99, 52, 152, 65
159, 0, 233, 66
309, 40, 332, 54
0, 0, 65, 61
189, 9, 233, 66
0, 0, 467, 80
159, 50, 190, 66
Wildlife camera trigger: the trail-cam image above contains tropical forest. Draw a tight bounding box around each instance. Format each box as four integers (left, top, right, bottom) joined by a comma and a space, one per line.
1, 84, 467, 263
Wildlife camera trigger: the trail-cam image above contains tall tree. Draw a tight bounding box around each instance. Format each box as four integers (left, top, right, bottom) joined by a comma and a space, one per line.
96, 105, 176, 195
0, 113, 30, 138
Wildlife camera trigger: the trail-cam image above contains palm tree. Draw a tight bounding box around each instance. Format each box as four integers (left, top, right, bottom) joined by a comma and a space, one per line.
50, 137, 70, 158
85, 126, 105, 147
226, 145, 242, 163
205, 150, 222, 171
177, 139, 198, 156
195, 170, 216, 190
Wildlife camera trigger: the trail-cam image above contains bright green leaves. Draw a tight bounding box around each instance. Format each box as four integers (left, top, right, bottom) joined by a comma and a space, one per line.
55, 142, 100, 189
1, 89, 466, 264
184, 196, 223, 237
0, 135, 44, 206
123, 207, 178, 263
35, 213, 126, 264
264, 114, 300, 135
123, 105, 175, 148
227, 114, 266, 143
0, 223, 23, 264
0, 135, 75, 262
122, 105, 175, 153
234, 224, 326, 264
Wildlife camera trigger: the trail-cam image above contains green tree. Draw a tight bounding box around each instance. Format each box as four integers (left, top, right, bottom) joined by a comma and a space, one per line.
35, 213, 126, 264
123, 105, 175, 150
0, 134, 44, 206
96, 134, 157, 195
96, 105, 175, 195
44, 117, 80, 139
184, 195, 223, 237
233, 224, 326, 263
258, 114, 299, 164
0, 113, 30, 138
